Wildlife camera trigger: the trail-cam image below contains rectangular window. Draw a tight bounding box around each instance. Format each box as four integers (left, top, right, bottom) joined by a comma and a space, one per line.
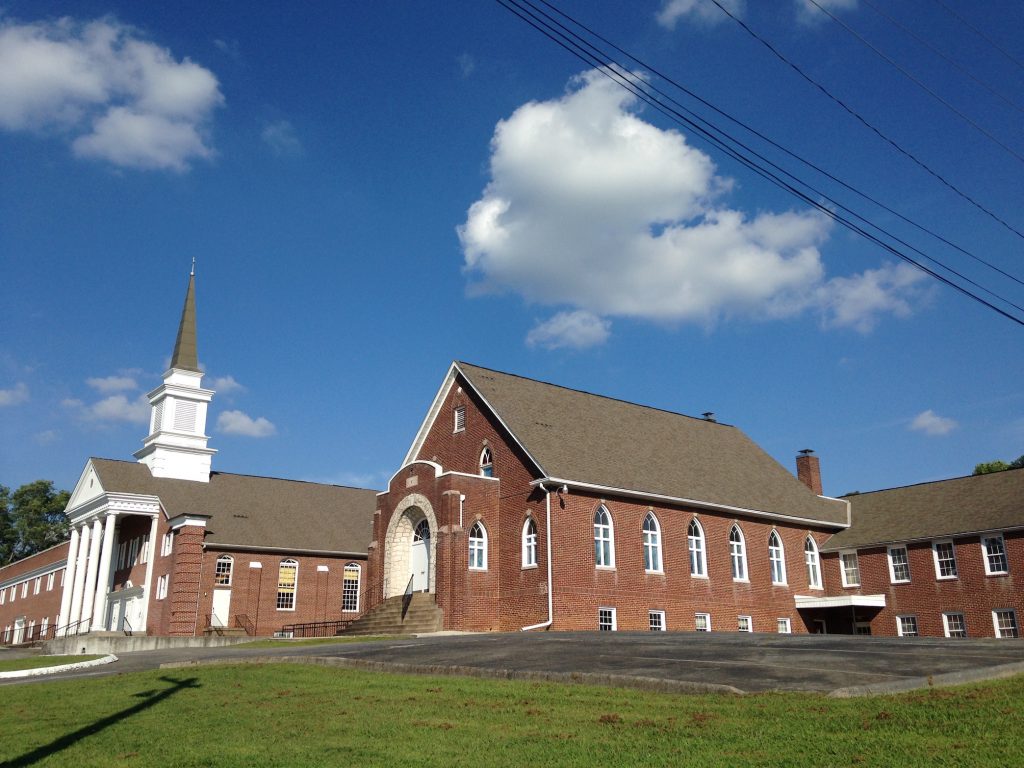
21, 582, 28, 598
276, 561, 298, 610
897, 615, 919, 637
139, 535, 149, 565
9, 585, 15, 602
598, 607, 616, 631
855, 622, 872, 635
943, 612, 967, 638
737, 615, 752, 633
40, 617, 49, 637
0, 589, 4, 605
129, 538, 139, 567
46, 572, 55, 591
453, 406, 466, 433
161, 533, 173, 557
887, 546, 911, 583
342, 565, 360, 612
982, 535, 1009, 575
156, 574, 168, 600
649, 610, 666, 631
840, 551, 861, 587
60, 569, 65, 587
777, 618, 792, 634
933, 540, 958, 579
695, 613, 711, 632
33, 577, 41, 595
994, 610, 1019, 638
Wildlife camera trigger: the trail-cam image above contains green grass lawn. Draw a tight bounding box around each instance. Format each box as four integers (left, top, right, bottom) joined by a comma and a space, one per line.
237, 635, 394, 649
0, 655, 104, 673
0, 664, 1020, 767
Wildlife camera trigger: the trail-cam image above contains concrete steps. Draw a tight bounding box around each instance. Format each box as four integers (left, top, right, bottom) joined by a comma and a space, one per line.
341, 593, 443, 636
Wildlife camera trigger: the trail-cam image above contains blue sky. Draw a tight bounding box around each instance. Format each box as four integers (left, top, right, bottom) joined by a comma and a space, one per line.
2, 0, 1022, 498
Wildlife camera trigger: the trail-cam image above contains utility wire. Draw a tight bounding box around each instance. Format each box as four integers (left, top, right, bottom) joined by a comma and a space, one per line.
862, 0, 1024, 116
705, 0, 1024, 242
494, 0, 1024, 325
805, 0, 1024, 165
531, 0, 1024, 291
933, 0, 1024, 74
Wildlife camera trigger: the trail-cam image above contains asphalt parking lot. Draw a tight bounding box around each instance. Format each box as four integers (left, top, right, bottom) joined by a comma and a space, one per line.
7, 631, 1024, 694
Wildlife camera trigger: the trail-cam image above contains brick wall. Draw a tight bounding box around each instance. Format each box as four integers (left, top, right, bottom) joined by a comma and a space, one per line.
0, 542, 68, 642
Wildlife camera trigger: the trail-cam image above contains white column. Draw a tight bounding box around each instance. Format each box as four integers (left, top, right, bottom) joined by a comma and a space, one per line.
137, 516, 160, 634
67, 524, 91, 630
57, 526, 81, 636
80, 518, 103, 631
91, 513, 117, 631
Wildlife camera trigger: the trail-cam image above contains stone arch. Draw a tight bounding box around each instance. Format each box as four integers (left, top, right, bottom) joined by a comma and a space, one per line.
382, 493, 439, 598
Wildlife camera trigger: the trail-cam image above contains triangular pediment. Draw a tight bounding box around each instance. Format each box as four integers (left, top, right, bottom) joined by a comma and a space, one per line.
66, 459, 107, 511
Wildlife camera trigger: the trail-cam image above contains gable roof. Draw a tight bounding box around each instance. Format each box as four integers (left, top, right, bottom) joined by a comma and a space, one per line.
89, 459, 376, 555
411, 362, 848, 527
823, 468, 1024, 551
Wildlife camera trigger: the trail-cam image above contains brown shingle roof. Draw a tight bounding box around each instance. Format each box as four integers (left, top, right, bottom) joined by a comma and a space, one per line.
91, 459, 376, 554
456, 362, 848, 526
824, 468, 1024, 551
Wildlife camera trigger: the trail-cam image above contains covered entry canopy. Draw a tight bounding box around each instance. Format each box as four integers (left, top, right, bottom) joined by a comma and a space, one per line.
795, 594, 886, 635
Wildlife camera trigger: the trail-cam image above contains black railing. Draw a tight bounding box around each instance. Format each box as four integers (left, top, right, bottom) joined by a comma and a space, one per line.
279, 619, 355, 638
235, 614, 255, 636
401, 574, 415, 621
51, 616, 91, 640
123, 617, 133, 637
1, 622, 57, 646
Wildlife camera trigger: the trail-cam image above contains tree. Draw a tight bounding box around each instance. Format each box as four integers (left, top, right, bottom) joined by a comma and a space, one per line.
0, 485, 15, 566
5, 480, 70, 564
972, 455, 1024, 476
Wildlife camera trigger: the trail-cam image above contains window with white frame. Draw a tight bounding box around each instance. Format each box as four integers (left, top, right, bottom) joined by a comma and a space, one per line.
804, 536, 822, 589
840, 551, 861, 587
932, 540, 958, 579
453, 406, 465, 433
342, 563, 360, 612
277, 559, 298, 610
777, 618, 792, 634
479, 447, 493, 478
156, 574, 168, 600
943, 612, 967, 638
214, 555, 234, 585
994, 609, 1019, 638
729, 525, 747, 581
522, 517, 537, 568
0, 589, 5, 605
21, 582, 28, 598
46, 572, 54, 591
688, 518, 706, 577
161, 532, 173, 557
695, 613, 711, 632
139, 535, 149, 565
9, 585, 15, 602
768, 530, 786, 585
40, 617, 49, 637
982, 534, 1009, 575
737, 615, 752, 633
642, 513, 663, 573
887, 545, 911, 583
649, 610, 666, 631
598, 607, 617, 631
593, 506, 615, 568
468, 522, 487, 570
33, 577, 41, 595
897, 615, 919, 637
60, 568, 65, 587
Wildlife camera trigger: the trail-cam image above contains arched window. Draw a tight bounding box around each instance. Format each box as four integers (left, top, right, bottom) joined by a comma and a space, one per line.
593, 506, 615, 568
277, 559, 298, 610
729, 525, 747, 581
522, 517, 538, 567
768, 530, 786, 585
214, 555, 233, 586
414, 519, 430, 543
342, 563, 360, 612
804, 536, 822, 589
642, 513, 662, 572
468, 522, 487, 570
688, 518, 706, 577
479, 447, 494, 477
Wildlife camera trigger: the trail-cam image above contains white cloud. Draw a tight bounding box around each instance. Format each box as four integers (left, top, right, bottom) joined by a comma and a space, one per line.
261, 119, 302, 156
210, 374, 244, 394
0, 16, 222, 170
457, 53, 476, 78
909, 409, 957, 436
0, 382, 29, 406
217, 409, 276, 437
86, 374, 138, 393
526, 311, 610, 350
796, 0, 857, 25
64, 393, 150, 424
657, 0, 743, 29
459, 71, 924, 343
34, 430, 58, 445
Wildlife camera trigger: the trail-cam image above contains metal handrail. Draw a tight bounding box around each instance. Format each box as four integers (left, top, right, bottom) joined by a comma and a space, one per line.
401, 574, 415, 621
123, 617, 133, 637
280, 619, 355, 638
52, 616, 91, 639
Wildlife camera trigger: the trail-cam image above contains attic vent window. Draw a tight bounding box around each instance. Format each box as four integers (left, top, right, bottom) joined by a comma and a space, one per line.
453, 406, 466, 433
174, 401, 197, 432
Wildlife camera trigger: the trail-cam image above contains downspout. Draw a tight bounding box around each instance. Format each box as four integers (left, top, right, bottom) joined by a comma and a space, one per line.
522, 483, 561, 631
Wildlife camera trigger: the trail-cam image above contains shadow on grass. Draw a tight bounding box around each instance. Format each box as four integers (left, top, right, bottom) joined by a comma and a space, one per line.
4, 676, 200, 767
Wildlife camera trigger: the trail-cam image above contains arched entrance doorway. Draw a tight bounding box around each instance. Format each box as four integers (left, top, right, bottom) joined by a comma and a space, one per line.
382, 493, 438, 599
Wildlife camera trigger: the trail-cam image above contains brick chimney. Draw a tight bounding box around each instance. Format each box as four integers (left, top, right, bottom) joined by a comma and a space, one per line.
796, 449, 822, 495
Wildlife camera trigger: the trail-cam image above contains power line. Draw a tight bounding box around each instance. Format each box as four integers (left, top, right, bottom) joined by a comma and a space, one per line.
493, 0, 1024, 326
805, 0, 1024, 165
933, 0, 1024, 74
705, 0, 1024, 242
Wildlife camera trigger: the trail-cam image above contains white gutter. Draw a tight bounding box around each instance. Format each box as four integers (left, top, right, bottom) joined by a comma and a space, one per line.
522, 483, 561, 631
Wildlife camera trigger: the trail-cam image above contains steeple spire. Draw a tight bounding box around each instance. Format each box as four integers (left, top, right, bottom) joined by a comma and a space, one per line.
170, 272, 201, 373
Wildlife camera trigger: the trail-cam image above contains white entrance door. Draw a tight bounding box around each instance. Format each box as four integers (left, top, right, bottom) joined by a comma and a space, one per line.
410, 519, 430, 592
211, 589, 232, 627
13, 618, 25, 645
108, 599, 122, 632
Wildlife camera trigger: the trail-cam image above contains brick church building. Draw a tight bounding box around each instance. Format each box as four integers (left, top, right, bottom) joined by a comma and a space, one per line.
1, 273, 1021, 642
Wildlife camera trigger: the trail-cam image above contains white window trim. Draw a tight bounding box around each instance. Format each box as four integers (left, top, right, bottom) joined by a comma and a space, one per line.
777, 617, 792, 634
156, 574, 168, 600
896, 614, 918, 637
521, 517, 538, 569
453, 406, 465, 433
688, 518, 708, 579
468, 521, 488, 571
737, 615, 753, 633
478, 446, 493, 477
993, 609, 1019, 639
932, 539, 959, 580
649, 609, 666, 631
768, 530, 787, 586
839, 550, 861, 588
942, 612, 966, 638
276, 559, 298, 611
214, 555, 234, 587
886, 545, 911, 584
642, 512, 663, 574
342, 563, 361, 613
695, 612, 711, 632
598, 606, 617, 631
981, 534, 1009, 576
593, 505, 616, 569
804, 536, 823, 590
729, 525, 748, 583
46, 572, 55, 591
161, 532, 173, 557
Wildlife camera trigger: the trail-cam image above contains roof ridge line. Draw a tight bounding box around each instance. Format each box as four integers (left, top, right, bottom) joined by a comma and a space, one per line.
842, 466, 1024, 497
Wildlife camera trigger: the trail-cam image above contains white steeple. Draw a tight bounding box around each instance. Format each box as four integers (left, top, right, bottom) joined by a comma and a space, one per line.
134, 269, 217, 482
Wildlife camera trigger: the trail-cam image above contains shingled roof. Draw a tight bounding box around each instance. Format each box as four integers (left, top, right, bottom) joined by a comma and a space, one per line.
823, 468, 1024, 551
91, 459, 376, 555
448, 362, 848, 527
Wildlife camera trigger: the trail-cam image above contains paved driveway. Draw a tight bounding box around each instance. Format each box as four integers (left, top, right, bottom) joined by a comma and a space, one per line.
7, 631, 1024, 694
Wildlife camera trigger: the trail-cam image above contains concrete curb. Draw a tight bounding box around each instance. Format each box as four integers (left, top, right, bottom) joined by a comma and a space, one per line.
160, 655, 744, 695
828, 660, 1024, 698
0, 654, 118, 680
